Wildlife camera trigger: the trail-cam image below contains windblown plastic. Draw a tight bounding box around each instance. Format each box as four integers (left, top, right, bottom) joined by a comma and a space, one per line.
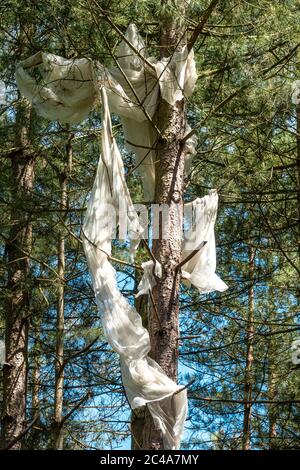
15, 24, 228, 449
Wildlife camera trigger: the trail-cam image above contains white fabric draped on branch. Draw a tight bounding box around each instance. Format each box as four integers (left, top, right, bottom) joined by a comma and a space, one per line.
15, 24, 228, 449
182, 192, 228, 293
83, 88, 187, 449
16, 24, 197, 200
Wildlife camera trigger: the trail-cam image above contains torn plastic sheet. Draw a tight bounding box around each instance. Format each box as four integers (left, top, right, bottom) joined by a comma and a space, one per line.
15, 25, 227, 449
136, 260, 162, 298
16, 51, 97, 123
82, 88, 187, 450
15, 23, 198, 200
182, 191, 228, 293
135, 193, 228, 296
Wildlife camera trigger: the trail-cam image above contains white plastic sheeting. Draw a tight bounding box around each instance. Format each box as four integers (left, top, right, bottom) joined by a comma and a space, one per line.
135, 193, 228, 296
16, 51, 96, 123
16, 24, 197, 200
82, 88, 187, 449
109, 24, 197, 199
15, 24, 227, 448
182, 191, 228, 293
154, 46, 197, 105
136, 260, 162, 298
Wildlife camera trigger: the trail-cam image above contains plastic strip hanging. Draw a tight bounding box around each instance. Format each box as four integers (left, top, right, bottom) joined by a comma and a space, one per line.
15, 25, 227, 448
82, 87, 187, 450
182, 190, 228, 293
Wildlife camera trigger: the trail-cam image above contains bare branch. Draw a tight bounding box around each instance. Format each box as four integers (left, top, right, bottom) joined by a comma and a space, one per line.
61, 393, 91, 425
187, 0, 220, 52
176, 241, 207, 270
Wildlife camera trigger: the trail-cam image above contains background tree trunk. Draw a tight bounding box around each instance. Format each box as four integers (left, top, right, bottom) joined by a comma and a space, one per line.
268, 337, 277, 449
242, 245, 255, 450
296, 102, 300, 301
142, 0, 187, 449
32, 324, 41, 422
52, 132, 72, 450
0, 98, 34, 449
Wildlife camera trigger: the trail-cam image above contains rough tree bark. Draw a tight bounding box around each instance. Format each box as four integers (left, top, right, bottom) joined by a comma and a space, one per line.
142, 1, 187, 449
0, 97, 34, 449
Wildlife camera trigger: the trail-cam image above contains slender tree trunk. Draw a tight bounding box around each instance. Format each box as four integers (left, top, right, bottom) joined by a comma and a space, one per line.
0, 98, 34, 449
142, 1, 187, 449
242, 245, 255, 450
52, 133, 72, 449
26, 315, 42, 448
32, 359, 41, 421
268, 341, 277, 449
296, 103, 300, 300
32, 318, 41, 421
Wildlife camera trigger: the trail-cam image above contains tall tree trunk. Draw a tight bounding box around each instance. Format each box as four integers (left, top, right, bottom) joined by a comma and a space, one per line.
28, 316, 42, 448
296, 102, 300, 300
32, 317, 42, 421
242, 245, 255, 450
268, 340, 277, 449
52, 132, 72, 449
267, 281, 277, 449
0, 97, 34, 449
142, 1, 187, 449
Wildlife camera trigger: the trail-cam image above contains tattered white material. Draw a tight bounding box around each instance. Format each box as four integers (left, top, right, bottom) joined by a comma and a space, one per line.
102, 24, 159, 200
109, 24, 198, 199
82, 88, 187, 450
15, 24, 198, 199
134, 194, 227, 296
136, 260, 162, 298
16, 51, 96, 123
15, 25, 227, 448
154, 46, 197, 105
182, 191, 228, 293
